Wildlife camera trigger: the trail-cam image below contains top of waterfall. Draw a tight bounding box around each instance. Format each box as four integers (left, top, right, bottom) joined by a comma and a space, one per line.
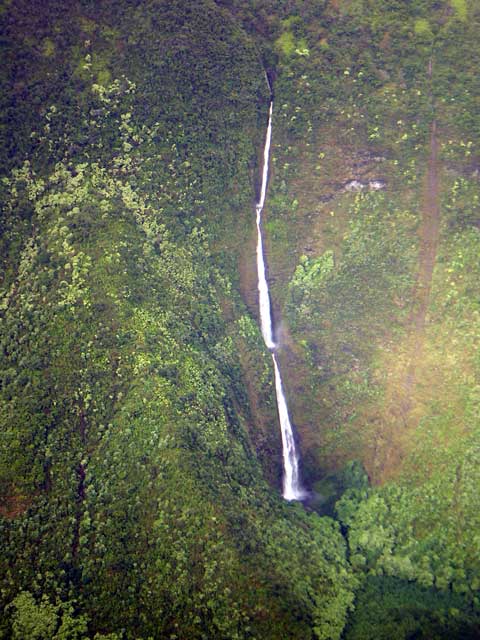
264, 71, 273, 97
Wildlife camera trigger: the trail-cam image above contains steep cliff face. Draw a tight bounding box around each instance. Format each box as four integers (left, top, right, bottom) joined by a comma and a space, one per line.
239, 0, 480, 634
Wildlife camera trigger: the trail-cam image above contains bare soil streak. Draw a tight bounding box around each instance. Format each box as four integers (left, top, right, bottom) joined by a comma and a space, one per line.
405, 120, 441, 399
378, 121, 441, 480
0, 493, 32, 519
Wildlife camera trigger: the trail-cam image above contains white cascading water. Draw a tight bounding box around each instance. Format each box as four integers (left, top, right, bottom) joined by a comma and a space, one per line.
255, 99, 306, 501
256, 102, 275, 350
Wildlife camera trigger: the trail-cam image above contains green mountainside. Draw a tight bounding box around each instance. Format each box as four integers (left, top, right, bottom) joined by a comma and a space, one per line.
0, 0, 479, 638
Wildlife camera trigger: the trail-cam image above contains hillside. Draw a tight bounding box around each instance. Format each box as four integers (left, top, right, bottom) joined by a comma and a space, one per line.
1, 0, 479, 638
238, 0, 480, 636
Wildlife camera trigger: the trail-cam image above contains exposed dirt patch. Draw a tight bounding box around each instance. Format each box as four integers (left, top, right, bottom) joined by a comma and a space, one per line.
0, 492, 32, 519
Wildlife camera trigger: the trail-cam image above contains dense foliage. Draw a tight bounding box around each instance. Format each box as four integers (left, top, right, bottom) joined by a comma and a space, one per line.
0, 1, 356, 638
1, 0, 479, 638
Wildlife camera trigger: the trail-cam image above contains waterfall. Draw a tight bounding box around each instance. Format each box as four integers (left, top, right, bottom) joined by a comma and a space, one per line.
255, 99, 306, 502
272, 354, 306, 501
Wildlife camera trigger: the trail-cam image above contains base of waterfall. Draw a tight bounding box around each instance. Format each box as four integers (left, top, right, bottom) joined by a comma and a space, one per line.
283, 486, 309, 502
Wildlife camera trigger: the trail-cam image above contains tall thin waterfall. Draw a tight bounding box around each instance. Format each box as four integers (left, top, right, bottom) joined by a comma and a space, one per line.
256, 102, 275, 349
255, 99, 306, 501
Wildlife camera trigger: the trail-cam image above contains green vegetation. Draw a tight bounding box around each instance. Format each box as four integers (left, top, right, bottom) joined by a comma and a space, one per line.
1, 0, 479, 638
252, 0, 480, 636
0, 1, 354, 638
